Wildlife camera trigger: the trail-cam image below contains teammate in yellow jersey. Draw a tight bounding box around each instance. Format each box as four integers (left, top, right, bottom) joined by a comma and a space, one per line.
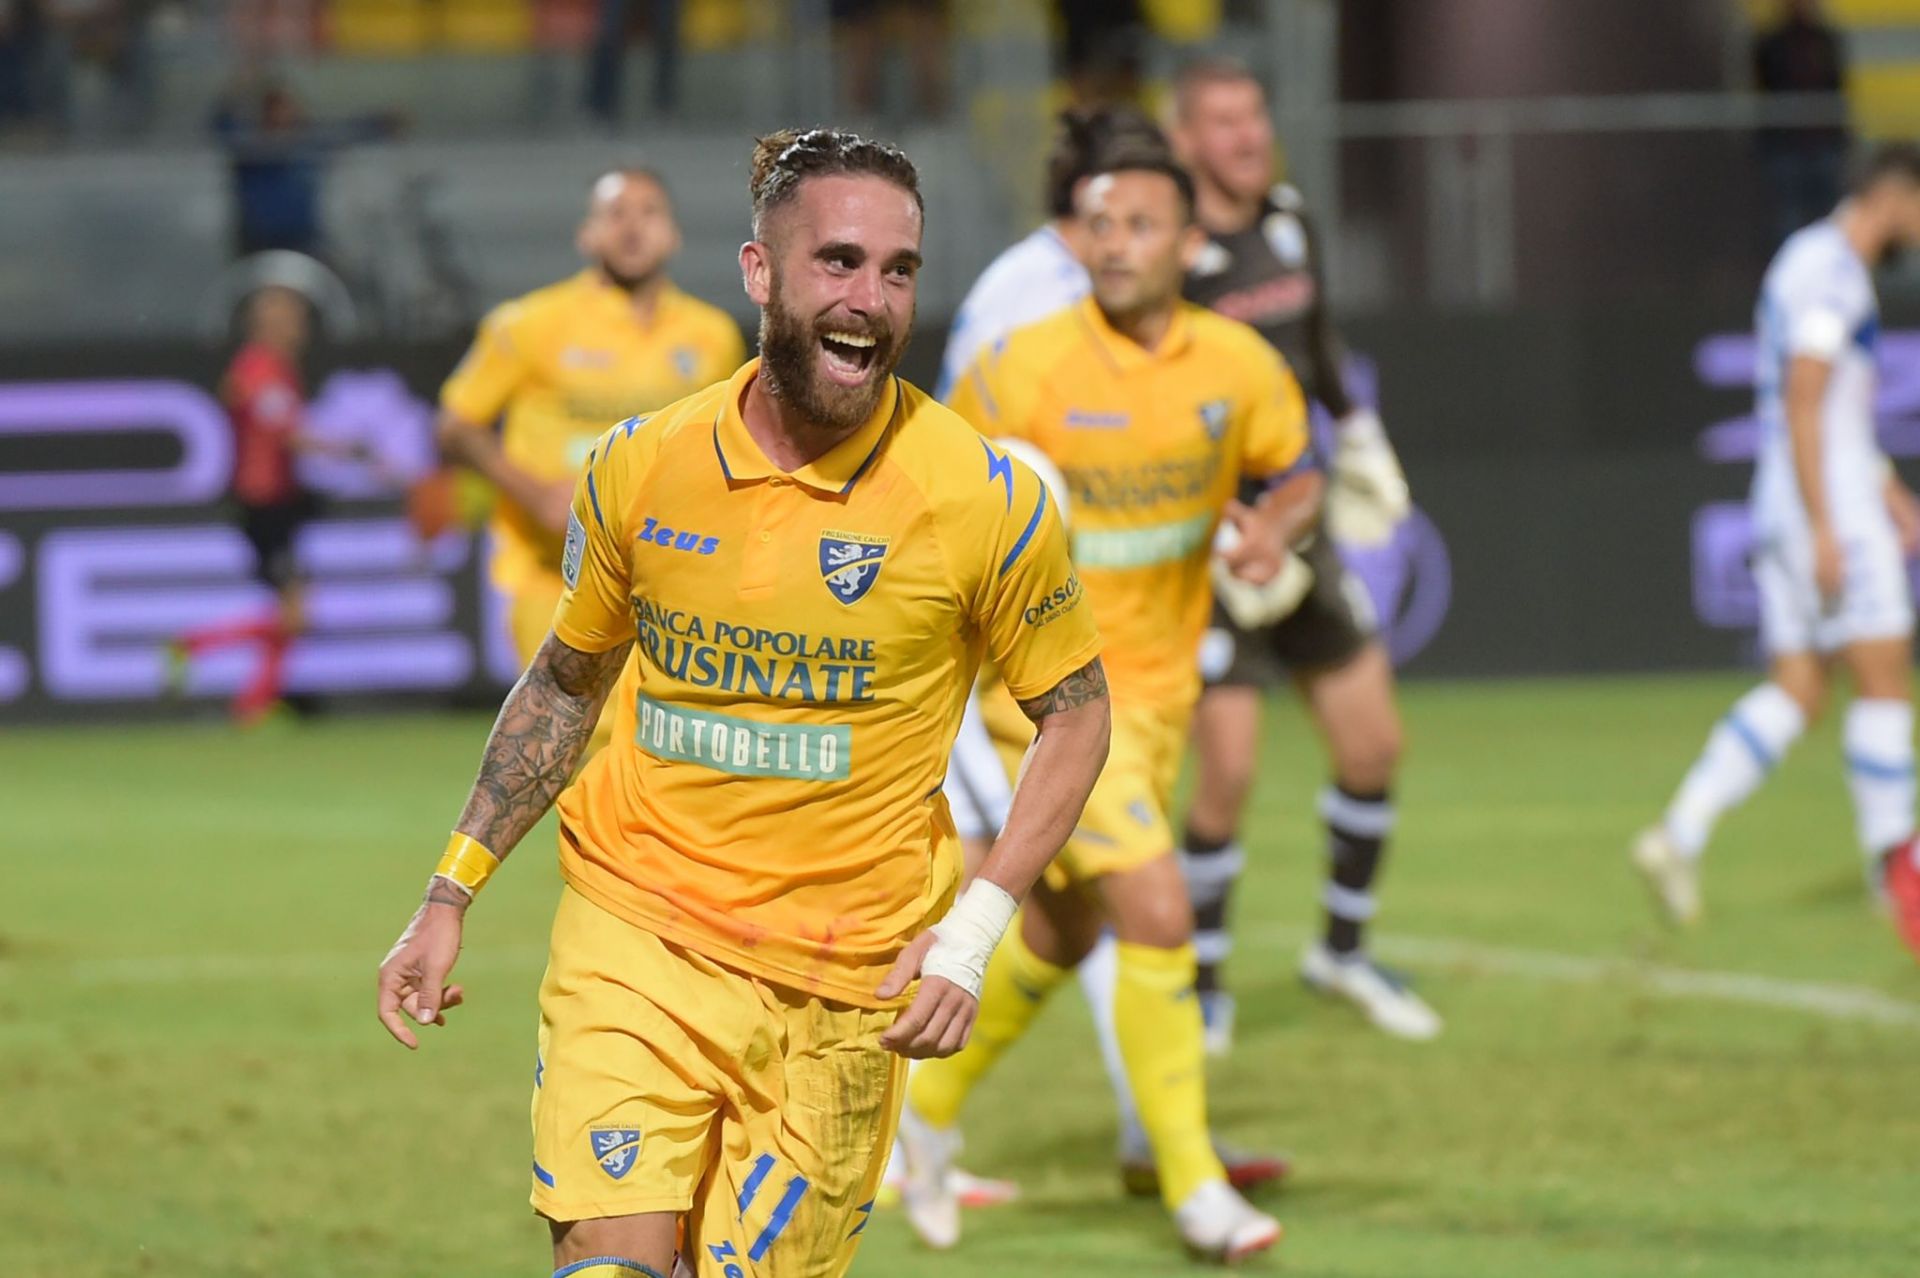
437, 168, 746, 666
375, 128, 1110, 1278
900, 148, 1320, 1264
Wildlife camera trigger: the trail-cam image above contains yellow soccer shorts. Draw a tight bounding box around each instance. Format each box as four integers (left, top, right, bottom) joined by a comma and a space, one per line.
977, 679, 1191, 882
531, 886, 904, 1278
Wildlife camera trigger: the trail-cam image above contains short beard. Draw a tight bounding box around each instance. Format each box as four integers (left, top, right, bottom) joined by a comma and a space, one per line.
757, 275, 909, 434
598, 259, 660, 294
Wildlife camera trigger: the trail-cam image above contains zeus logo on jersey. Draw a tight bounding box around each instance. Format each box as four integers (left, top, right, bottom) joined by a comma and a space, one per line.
820, 532, 888, 604
589, 1127, 641, 1180
637, 515, 720, 556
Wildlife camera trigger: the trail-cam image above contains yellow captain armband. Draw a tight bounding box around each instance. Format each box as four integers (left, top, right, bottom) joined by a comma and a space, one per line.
433, 832, 501, 900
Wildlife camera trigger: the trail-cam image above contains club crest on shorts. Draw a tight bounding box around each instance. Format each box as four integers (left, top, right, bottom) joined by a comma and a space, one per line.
1197, 399, 1230, 441
819, 531, 889, 605
589, 1127, 641, 1180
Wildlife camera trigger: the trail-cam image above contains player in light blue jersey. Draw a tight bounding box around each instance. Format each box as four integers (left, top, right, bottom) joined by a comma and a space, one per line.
1636, 144, 1920, 959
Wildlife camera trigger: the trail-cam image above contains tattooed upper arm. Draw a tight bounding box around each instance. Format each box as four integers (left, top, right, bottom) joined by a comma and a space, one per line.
539, 631, 633, 702
1015, 657, 1108, 724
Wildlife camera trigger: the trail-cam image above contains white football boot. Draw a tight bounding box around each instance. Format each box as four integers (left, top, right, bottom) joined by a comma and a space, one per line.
1173, 1178, 1283, 1264
1631, 825, 1702, 926
895, 1100, 962, 1249
1200, 990, 1237, 1058
1299, 942, 1443, 1041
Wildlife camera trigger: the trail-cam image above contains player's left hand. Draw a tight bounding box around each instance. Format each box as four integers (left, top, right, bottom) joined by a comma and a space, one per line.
877, 932, 979, 1059
1326, 409, 1410, 548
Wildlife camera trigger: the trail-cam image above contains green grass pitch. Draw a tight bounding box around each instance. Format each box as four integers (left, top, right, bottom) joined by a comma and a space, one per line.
4, 673, 1919, 1276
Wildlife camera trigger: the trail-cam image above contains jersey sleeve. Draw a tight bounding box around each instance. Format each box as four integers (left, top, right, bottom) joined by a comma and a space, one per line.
440, 302, 532, 425
1237, 343, 1312, 478
1785, 253, 1873, 361
973, 453, 1102, 701
551, 422, 637, 653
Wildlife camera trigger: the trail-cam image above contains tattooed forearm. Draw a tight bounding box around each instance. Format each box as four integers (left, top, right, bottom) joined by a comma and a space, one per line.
453, 632, 633, 861
423, 879, 471, 909
1016, 657, 1109, 724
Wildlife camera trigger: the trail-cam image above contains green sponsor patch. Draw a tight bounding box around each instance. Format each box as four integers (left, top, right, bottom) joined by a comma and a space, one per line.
1071, 511, 1215, 568
635, 694, 849, 780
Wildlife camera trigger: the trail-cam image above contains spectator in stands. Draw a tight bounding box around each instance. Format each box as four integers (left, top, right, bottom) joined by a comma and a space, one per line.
830, 0, 948, 120
1754, 0, 1851, 246
0, 0, 51, 130
1055, 0, 1145, 108
584, 0, 681, 125
210, 78, 400, 260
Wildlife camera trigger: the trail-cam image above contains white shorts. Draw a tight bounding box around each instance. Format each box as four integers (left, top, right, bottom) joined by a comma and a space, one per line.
942, 693, 1012, 841
1753, 514, 1914, 655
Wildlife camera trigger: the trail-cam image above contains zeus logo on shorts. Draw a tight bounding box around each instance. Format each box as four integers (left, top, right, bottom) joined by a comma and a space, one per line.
589, 1127, 642, 1180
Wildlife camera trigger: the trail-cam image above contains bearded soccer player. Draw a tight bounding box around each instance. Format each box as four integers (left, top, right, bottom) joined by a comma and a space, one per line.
1169, 57, 1439, 1044
1634, 144, 1920, 958
437, 169, 746, 669
902, 151, 1315, 1263
375, 129, 1109, 1278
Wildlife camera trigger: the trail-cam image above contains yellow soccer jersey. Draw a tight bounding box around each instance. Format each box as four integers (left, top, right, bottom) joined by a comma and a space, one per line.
949, 296, 1308, 709
549, 361, 1101, 1008
440, 272, 746, 593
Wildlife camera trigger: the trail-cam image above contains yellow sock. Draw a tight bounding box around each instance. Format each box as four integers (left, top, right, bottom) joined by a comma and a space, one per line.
1115, 941, 1224, 1209
908, 919, 1070, 1128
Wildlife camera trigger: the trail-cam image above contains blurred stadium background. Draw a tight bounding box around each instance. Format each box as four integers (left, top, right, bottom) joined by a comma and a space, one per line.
6, 1, 1920, 1275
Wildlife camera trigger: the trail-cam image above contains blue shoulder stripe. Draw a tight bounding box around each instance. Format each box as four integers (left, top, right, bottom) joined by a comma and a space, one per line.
998, 484, 1048, 579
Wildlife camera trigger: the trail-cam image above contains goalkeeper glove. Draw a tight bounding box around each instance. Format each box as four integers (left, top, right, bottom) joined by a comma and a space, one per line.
1326, 408, 1410, 548
1211, 522, 1316, 628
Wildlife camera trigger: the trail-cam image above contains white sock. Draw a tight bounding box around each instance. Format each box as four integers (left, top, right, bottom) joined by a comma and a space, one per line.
1075, 931, 1147, 1161
1664, 682, 1806, 858
1845, 698, 1915, 856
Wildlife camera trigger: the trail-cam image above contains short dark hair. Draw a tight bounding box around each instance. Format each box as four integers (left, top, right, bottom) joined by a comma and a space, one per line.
1045, 105, 1168, 218
591, 167, 672, 206
748, 127, 923, 239
1172, 54, 1266, 122
1088, 147, 1198, 224
1855, 142, 1920, 195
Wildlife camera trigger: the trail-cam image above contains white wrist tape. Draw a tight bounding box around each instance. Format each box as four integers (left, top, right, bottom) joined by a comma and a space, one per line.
1337, 407, 1386, 444
921, 880, 1019, 1000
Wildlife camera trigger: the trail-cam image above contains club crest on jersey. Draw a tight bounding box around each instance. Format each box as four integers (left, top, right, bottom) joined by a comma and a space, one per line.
589, 1127, 641, 1180
671, 345, 698, 380
1197, 399, 1230, 441
1263, 212, 1308, 267
819, 531, 889, 604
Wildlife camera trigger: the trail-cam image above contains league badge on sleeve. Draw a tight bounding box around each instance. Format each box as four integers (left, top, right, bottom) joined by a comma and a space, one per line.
562, 509, 586, 589
589, 1127, 642, 1180
819, 531, 889, 605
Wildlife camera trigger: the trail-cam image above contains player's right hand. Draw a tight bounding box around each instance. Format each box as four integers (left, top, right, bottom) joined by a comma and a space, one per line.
877, 932, 979, 1060
376, 892, 468, 1050
1813, 524, 1845, 605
